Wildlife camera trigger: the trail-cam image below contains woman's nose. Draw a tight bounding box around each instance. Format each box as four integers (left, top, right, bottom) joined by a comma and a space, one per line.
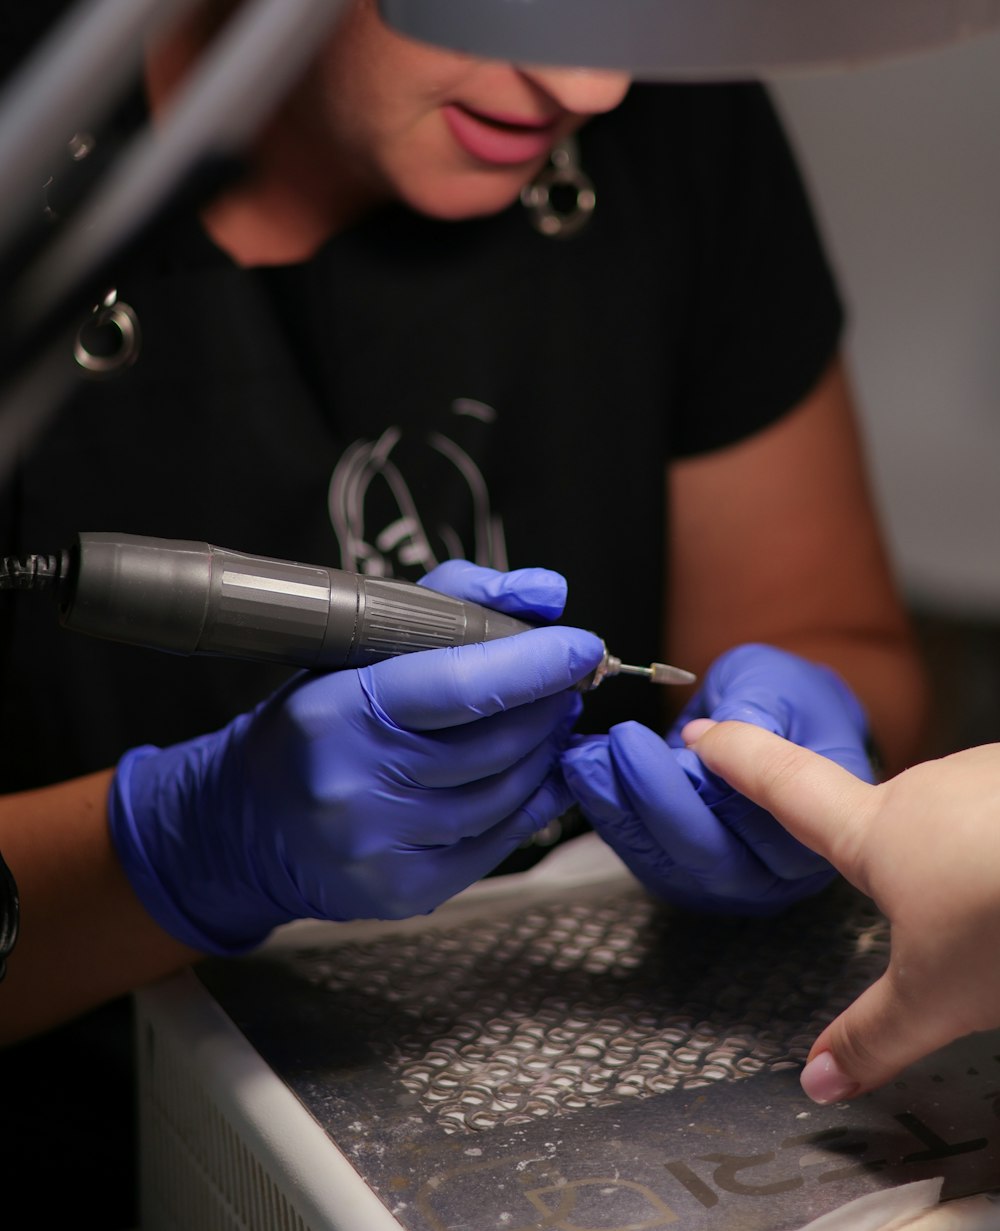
519, 65, 632, 115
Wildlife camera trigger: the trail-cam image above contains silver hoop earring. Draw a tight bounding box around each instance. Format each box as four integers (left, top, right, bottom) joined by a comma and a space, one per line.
74, 287, 141, 377
521, 137, 596, 239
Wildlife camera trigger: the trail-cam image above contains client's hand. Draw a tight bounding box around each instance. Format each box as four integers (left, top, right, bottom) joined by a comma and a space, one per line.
686, 719, 1000, 1103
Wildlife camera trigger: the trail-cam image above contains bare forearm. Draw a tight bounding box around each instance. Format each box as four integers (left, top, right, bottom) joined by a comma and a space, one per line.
0, 770, 199, 1045
668, 357, 930, 777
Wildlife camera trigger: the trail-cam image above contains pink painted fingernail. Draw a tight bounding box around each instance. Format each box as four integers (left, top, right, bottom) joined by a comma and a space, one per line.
682, 718, 717, 746
800, 1052, 859, 1104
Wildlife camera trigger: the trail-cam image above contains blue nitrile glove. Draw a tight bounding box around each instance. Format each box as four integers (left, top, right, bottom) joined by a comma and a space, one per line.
109, 563, 603, 954
562, 643, 873, 915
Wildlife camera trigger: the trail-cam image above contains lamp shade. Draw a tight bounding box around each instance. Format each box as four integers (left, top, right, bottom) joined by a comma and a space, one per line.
378, 0, 1000, 76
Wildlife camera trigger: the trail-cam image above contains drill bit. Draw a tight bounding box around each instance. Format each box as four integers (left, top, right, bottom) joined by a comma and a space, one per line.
582, 649, 697, 690
610, 658, 697, 685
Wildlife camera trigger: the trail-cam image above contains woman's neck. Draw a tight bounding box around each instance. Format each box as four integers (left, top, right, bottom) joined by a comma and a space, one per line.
197, 128, 360, 267
145, 11, 374, 268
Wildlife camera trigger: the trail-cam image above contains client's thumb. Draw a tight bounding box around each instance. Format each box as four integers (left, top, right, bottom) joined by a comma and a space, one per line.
800, 971, 952, 1103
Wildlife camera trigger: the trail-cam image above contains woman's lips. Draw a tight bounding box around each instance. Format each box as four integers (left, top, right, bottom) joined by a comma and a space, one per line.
442, 103, 559, 166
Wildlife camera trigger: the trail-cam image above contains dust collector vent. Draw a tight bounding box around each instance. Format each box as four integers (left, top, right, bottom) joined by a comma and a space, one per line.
139, 1018, 315, 1231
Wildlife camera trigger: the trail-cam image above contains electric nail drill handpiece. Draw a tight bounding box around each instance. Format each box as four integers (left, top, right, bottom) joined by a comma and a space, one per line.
1, 532, 696, 689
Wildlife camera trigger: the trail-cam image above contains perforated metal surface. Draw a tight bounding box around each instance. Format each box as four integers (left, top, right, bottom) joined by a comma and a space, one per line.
251, 884, 883, 1133
194, 877, 1000, 1229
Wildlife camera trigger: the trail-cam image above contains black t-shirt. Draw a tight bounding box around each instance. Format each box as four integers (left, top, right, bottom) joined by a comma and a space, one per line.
0, 81, 841, 792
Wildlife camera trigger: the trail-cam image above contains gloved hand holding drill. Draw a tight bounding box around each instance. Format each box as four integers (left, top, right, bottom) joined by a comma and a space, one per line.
108, 561, 604, 954
562, 643, 873, 915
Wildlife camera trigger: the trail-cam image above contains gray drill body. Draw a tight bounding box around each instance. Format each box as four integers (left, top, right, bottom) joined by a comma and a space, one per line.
61, 532, 532, 670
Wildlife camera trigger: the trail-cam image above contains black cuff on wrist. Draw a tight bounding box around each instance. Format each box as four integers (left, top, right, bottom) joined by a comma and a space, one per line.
0, 849, 19, 981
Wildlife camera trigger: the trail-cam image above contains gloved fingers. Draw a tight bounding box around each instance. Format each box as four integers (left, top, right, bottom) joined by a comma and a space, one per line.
514, 770, 579, 834
358, 806, 557, 919
564, 724, 779, 901
383, 692, 583, 790
704, 696, 788, 733
666, 642, 873, 792
404, 787, 578, 909
677, 643, 870, 740
362, 626, 605, 730
561, 733, 696, 888
666, 677, 791, 750
695, 643, 780, 697
607, 723, 779, 893
390, 740, 574, 847
742, 654, 872, 748
663, 646, 770, 740
560, 733, 620, 822
672, 745, 834, 880
255, 750, 572, 922
418, 559, 568, 621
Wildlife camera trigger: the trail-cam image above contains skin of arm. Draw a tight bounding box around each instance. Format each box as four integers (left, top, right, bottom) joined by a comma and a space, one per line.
666, 354, 929, 775
684, 718, 1000, 1102
0, 772, 199, 1046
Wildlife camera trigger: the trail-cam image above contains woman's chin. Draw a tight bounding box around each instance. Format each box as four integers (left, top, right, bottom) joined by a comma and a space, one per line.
400, 169, 541, 224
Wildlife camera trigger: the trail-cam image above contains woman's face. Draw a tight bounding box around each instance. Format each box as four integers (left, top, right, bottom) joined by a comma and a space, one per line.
306, 0, 632, 221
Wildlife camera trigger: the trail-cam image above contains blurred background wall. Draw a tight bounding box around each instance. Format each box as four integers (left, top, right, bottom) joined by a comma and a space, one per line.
769, 31, 1000, 759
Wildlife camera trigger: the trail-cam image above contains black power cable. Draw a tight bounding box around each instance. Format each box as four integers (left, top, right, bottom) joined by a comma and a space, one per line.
0, 551, 69, 594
